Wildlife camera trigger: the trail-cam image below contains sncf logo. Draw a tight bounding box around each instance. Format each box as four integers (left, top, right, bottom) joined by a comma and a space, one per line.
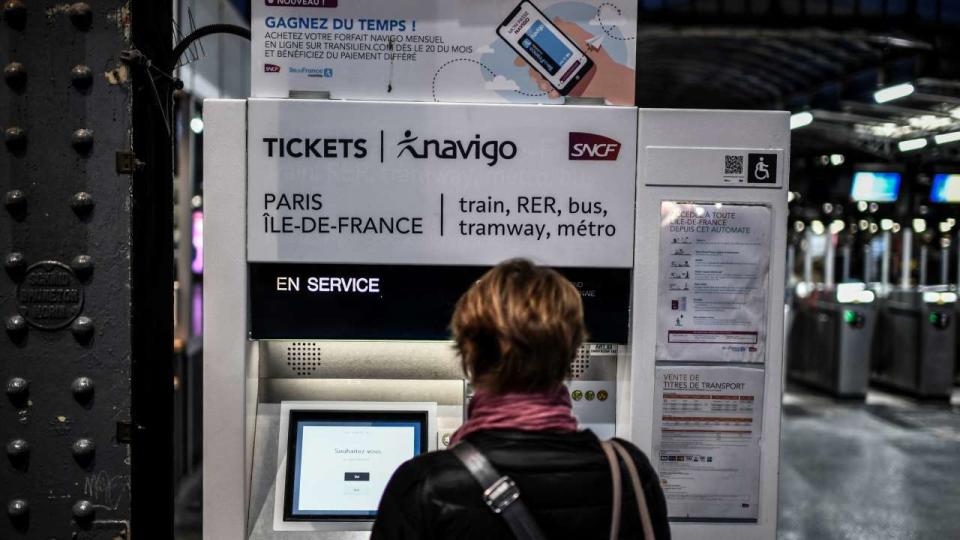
264, 64, 281, 73
568, 132, 621, 161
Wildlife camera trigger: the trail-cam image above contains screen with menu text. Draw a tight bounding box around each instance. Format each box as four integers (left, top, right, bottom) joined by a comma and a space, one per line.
283, 410, 426, 521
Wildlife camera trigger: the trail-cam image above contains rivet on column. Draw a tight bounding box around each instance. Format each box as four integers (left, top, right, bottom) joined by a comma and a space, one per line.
71, 437, 95, 465
6, 498, 28, 519
4, 127, 26, 154
68, 3, 92, 30
5, 377, 28, 403
70, 64, 93, 91
5, 315, 26, 340
3, 189, 26, 219
71, 376, 94, 403
70, 255, 94, 280
70, 191, 94, 217
71, 316, 93, 342
4, 252, 26, 280
72, 499, 94, 521
5, 438, 29, 461
3, 1, 26, 30
71, 128, 94, 155
3, 62, 25, 90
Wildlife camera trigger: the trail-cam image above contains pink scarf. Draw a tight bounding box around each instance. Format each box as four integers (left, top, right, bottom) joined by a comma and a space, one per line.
451, 385, 579, 444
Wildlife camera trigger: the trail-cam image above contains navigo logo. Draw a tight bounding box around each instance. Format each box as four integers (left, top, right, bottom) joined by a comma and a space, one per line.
568, 132, 621, 161
396, 130, 517, 167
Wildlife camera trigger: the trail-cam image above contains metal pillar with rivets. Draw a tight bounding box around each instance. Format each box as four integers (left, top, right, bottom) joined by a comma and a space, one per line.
0, 1, 173, 538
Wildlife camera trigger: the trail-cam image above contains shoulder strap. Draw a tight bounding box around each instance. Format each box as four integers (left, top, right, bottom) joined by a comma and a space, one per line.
599, 440, 622, 540
451, 441, 547, 540
610, 440, 656, 540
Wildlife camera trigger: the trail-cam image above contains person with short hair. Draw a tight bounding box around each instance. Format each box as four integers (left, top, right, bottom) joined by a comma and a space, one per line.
372, 259, 670, 539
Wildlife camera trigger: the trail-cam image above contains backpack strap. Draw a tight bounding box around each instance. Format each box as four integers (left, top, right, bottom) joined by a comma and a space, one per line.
599, 440, 623, 540
610, 440, 656, 540
451, 441, 547, 540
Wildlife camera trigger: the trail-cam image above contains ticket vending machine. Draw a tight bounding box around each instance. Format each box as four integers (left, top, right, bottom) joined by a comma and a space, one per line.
203, 99, 636, 539
203, 101, 789, 539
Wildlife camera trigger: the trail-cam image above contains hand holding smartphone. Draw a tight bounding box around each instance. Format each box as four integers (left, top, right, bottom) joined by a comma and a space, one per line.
497, 1, 595, 96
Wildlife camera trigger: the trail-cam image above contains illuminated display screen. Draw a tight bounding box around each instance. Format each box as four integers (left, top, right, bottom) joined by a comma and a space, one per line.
931, 174, 960, 203
850, 171, 901, 202
283, 410, 426, 521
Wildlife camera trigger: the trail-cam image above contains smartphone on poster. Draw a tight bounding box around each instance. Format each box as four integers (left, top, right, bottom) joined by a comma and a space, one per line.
497, 1, 594, 96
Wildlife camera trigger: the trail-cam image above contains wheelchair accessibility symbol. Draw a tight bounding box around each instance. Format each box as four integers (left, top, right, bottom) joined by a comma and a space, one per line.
754, 158, 770, 181
748, 153, 778, 184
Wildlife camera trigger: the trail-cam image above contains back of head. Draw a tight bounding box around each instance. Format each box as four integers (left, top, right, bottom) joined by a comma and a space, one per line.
451, 259, 586, 394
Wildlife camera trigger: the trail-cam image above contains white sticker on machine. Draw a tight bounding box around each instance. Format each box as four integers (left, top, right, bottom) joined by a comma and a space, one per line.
655, 202, 771, 363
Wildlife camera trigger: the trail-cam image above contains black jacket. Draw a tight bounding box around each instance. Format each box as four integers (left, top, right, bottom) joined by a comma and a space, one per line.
372, 429, 671, 539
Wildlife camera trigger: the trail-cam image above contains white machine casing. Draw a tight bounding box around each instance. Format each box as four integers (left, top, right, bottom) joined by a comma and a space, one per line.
629, 109, 789, 540
203, 100, 789, 540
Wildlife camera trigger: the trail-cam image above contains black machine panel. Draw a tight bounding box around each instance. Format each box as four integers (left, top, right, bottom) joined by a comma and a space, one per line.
249, 263, 631, 343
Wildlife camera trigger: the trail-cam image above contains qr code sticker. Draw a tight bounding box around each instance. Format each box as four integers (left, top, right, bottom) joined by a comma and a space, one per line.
725, 155, 744, 175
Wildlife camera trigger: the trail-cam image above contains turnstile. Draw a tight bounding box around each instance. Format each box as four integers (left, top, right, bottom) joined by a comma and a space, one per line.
872, 288, 957, 399
787, 284, 877, 398
956, 302, 960, 385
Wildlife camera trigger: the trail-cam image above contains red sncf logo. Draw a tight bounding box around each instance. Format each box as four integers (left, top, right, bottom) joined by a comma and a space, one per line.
264, 64, 281, 73
568, 132, 621, 161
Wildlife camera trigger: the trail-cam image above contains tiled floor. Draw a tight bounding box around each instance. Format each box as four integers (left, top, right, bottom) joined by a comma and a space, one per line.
778, 387, 960, 540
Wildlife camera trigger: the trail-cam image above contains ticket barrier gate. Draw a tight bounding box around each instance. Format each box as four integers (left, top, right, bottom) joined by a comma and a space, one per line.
787, 283, 877, 398
953, 302, 960, 386
871, 288, 957, 399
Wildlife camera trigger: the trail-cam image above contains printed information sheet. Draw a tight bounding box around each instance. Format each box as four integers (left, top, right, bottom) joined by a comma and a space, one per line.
656, 202, 771, 363
653, 365, 764, 521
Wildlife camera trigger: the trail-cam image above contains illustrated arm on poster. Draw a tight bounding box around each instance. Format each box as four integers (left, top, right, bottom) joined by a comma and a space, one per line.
513, 17, 634, 103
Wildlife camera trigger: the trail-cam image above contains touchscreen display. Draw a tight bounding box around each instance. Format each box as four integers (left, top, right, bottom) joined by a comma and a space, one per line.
284, 411, 426, 520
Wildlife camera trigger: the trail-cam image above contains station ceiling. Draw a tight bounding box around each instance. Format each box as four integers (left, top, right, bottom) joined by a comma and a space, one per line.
635, 0, 960, 162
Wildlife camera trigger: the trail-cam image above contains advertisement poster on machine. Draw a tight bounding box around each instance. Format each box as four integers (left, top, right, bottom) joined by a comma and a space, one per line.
652, 365, 764, 521
251, 0, 637, 105
245, 99, 636, 341
656, 202, 772, 363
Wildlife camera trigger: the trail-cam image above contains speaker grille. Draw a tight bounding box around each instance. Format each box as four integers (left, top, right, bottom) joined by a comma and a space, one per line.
286, 342, 322, 376
571, 346, 591, 379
